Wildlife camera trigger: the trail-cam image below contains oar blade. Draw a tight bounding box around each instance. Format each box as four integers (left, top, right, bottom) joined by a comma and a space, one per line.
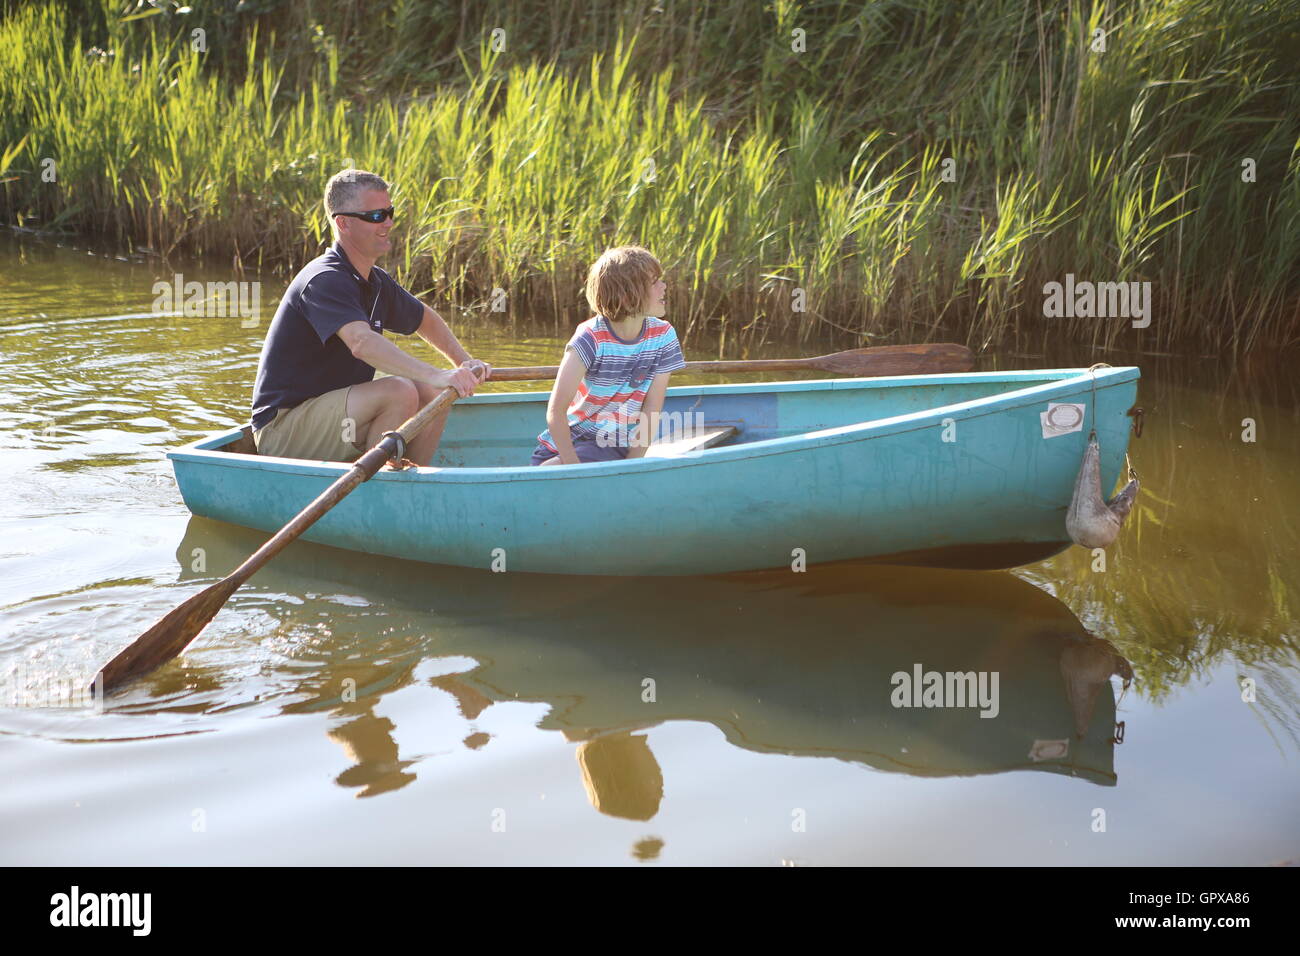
90, 577, 241, 695
819, 343, 974, 376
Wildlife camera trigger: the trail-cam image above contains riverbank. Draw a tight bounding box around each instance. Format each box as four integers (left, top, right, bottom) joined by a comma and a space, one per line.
1, 0, 1297, 352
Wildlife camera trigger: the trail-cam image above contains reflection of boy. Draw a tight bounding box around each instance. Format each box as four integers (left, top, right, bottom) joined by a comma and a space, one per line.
531, 246, 685, 466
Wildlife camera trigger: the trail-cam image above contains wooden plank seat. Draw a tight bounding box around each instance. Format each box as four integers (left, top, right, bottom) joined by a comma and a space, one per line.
644, 424, 739, 458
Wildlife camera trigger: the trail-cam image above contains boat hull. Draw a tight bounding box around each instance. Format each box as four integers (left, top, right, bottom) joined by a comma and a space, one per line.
169, 368, 1140, 575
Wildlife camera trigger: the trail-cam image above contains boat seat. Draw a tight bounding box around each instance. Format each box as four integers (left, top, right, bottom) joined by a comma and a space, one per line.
645, 425, 739, 458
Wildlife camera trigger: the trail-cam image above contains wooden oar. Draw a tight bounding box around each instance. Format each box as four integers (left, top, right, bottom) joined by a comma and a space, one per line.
89, 341, 972, 695
490, 342, 973, 381
89, 386, 461, 696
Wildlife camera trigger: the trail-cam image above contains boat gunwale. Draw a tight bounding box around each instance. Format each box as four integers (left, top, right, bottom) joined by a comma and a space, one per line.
168, 366, 1140, 484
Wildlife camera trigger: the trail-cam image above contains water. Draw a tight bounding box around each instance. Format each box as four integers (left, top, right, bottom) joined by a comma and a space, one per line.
1, 231, 1297, 865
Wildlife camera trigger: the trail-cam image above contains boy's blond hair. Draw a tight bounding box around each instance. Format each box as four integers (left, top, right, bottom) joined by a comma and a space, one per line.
585, 246, 662, 321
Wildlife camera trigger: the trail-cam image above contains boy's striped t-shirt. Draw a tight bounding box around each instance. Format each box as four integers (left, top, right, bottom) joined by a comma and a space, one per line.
537, 316, 687, 452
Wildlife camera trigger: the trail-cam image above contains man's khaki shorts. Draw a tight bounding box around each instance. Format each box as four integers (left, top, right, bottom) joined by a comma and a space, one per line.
253, 385, 364, 462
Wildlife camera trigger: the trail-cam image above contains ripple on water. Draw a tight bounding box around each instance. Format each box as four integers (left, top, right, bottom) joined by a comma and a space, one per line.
0, 573, 444, 744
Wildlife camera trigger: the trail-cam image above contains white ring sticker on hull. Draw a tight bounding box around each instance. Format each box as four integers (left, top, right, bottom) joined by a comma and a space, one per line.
1029, 738, 1070, 761
1040, 402, 1085, 439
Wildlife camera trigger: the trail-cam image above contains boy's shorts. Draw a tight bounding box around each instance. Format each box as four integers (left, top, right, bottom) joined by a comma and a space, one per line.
529, 438, 630, 466
253, 385, 365, 462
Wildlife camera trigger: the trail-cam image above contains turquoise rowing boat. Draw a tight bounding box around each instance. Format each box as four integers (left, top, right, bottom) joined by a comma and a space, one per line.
169, 366, 1140, 575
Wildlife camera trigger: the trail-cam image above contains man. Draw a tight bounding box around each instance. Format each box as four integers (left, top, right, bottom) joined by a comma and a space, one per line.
251, 169, 490, 464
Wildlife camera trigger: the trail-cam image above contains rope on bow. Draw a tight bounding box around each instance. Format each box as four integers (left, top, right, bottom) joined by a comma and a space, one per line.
1085, 362, 1112, 439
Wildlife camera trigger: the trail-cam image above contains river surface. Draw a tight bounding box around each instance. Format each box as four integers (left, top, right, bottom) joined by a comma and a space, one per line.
1, 231, 1297, 865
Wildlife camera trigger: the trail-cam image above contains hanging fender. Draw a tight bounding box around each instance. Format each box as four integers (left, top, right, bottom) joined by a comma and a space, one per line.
1066, 430, 1140, 549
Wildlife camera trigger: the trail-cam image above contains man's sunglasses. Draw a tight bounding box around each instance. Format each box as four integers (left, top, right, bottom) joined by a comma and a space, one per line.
336, 206, 395, 224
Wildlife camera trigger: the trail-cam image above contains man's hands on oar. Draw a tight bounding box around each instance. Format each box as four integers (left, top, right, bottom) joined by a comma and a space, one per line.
90, 342, 971, 696
459, 357, 493, 384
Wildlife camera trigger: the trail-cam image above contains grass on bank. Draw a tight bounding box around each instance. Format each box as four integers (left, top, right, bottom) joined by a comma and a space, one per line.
0, 0, 1297, 353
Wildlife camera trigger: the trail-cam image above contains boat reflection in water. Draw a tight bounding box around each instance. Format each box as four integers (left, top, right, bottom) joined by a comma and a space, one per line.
176, 517, 1133, 816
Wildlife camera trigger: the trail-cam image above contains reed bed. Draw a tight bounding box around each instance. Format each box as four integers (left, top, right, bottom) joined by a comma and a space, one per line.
1, 0, 1296, 352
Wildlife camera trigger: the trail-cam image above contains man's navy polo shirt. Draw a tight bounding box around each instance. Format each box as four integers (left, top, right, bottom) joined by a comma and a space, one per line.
251, 242, 425, 430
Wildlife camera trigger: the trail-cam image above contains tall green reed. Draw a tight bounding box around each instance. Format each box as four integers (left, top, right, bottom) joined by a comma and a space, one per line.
1, 0, 1296, 353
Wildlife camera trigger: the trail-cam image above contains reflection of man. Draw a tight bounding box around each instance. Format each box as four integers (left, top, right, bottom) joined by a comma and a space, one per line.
251, 169, 490, 464
573, 731, 664, 821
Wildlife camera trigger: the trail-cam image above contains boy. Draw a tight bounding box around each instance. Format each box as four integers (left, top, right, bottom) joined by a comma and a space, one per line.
531, 246, 685, 465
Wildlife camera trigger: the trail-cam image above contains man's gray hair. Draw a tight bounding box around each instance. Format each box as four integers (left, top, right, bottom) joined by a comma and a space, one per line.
324, 169, 390, 217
